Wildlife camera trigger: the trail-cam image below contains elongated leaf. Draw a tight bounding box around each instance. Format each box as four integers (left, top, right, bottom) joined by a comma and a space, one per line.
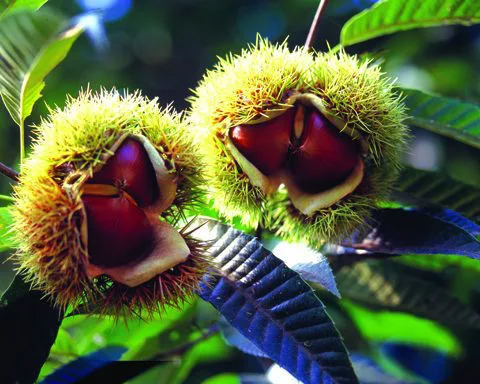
0, 10, 83, 128
0, 194, 14, 204
350, 353, 419, 384
0, 0, 47, 18
342, 208, 480, 258
341, 0, 480, 46
395, 166, 480, 222
336, 260, 480, 327
0, 274, 63, 383
380, 343, 454, 383
401, 87, 480, 149
219, 317, 268, 358
40, 346, 127, 384
271, 240, 340, 298
195, 220, 358, 384
0, 206, 15, 252
342, 300, 462, 356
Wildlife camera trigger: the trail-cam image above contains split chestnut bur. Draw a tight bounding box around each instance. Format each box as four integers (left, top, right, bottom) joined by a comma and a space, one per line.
230, 105, 362, 194
189, 38, 409, 246
12, 90, 207, 316
82, 139, 158, 268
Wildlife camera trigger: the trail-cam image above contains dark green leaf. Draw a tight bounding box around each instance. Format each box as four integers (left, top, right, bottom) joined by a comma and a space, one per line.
0, 10, 84, 128
395, 166, 480, 222
0, 274, 63, 383
342, 208, 480, 258
196, 220, 358, 384
336, 260, 480, 327
341, 0, 480, 46
401, 87, 480, 149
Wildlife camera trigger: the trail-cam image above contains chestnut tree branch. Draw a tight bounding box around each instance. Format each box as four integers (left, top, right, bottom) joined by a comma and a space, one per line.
304, 0, 330, 51
0, 161, 19, 182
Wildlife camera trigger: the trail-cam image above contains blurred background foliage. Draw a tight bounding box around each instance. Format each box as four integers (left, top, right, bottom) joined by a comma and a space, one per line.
1, 0, 480, 383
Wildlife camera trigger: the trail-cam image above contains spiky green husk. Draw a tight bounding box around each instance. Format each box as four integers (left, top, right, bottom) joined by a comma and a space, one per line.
188, 38, 314, 227
12, 88, 207, 314
188, 37, 408, 245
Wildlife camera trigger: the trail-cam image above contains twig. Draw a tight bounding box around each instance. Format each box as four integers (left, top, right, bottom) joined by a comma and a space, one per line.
0, 161, 19, 182
153, 324, 220, 361
304, 0, 330, 51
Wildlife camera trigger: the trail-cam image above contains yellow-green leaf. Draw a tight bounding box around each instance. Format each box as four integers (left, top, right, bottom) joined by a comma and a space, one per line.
341, 0, 480, 47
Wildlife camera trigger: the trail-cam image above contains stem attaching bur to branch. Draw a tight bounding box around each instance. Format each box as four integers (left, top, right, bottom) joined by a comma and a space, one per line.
304, 0, 330, 51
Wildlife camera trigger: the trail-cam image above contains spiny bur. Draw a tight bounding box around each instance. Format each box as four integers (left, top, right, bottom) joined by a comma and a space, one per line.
12, 89, 208, 317
188, 37, 408, 247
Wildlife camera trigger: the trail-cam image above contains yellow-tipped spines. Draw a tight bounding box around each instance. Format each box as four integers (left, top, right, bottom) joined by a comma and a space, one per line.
12, 89, 208, 316
189, 37, 408, 247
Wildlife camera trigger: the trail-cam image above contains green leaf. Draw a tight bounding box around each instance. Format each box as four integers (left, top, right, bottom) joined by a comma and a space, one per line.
341, 299, 462, 356
336, 260, 480, 328
395, 166, 480, 222
202, 374, 240, 384
401, 87, 480, 149
341, 0, 480, 47
0, 274, 63, 383
0, 9, 84, 161
0, 206, 15, 252
0, 0, 47, 18
0, 194, 14, 204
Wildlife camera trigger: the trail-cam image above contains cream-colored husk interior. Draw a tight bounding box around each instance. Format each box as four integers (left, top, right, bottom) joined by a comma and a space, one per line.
227, 93, 367, 215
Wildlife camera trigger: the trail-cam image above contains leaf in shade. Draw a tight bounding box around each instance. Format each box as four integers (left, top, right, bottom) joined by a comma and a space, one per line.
0, 274, 63, 383
349, 353, 419, 384
341, 0, 480, 47
400, 87, 480, 149
195, 219, 359, 384
395, 166, 480, 222
341, 208, 480, 258
416, 207, 480, 236
335, 260, 480, 328
40, 346, 127, 384
0, 9, 84, 128
271, 241, 340, 298
0, 206, 15, 252
380, 343, 454, 384
219, 317, 268, 358
342, 300, 462, 356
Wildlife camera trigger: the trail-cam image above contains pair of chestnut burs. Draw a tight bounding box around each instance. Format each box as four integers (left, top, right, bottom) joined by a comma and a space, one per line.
11, 39, 408, 316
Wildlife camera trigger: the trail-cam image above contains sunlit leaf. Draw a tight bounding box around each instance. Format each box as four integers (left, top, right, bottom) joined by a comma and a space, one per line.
270, 240, 340, 298
342, 300, 461, 356
202, 373, 241, 384
0, 194, 14, 203
0, 10, 83, 126
401, 87, 480, 149
395, 166, 480, 222
342, 208, 480, 258
195, 220, 358, 384
0, 0, 47, 18
0, 9, 84, 161
341, 0, 480, 46
335, 260, 480, 327
0, 274, 63, 383
39, 346, 127, 384
0, 206, 15, 252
